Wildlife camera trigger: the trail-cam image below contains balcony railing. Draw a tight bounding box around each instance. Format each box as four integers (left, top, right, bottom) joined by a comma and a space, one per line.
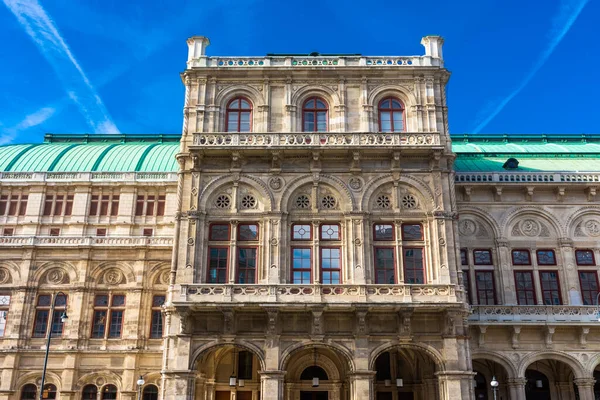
0, 236, 173, 247
455, 172, 600, 184
192, 132, 441, 148
468, 305, 599, 323
0, 172, 178, 182
177, 284, 457, 304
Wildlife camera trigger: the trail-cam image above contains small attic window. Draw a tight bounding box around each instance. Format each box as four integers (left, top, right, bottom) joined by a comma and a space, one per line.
503, 157, 519, 170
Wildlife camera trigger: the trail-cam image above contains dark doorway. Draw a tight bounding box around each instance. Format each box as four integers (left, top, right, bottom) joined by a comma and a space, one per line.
300, 391, 328, 400
237, 392, 252, 400
525, 369, 551, 400
397, 392, 414, 400
376, 392, 392, 400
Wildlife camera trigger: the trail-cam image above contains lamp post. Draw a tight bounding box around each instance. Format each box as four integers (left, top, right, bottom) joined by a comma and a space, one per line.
39, 292, 68, 400
137, 375, 145, 400
490, 376, 499, 400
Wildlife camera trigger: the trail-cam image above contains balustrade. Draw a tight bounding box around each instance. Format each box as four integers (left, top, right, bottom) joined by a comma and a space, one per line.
0, 236, 173, 247
468, 305, 598, 323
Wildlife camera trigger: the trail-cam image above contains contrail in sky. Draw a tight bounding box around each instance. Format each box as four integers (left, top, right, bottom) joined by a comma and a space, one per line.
472, 0, 589, 133
2, 0, 120, 135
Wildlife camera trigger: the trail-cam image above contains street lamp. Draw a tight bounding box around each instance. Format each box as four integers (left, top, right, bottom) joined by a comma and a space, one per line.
137, 375, 145, 400
39, 292, 68, 400
490, 376, 499, 400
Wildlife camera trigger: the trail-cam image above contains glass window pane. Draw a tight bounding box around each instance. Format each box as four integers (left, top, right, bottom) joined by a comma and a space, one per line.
392, 111, 404, 131
238, 224, 259, 240
576, 250, 595, 265
380, 99, 390, 108
316, 111, 327, 131
112, 295, 125, 307
108, 310, 123, 338
95, 295, 109, 307
391, 99, 402, 109
315, 99, 327, 109
240, 99, 251, 109
380, 112, 391, 132
320, 224, 340, 240
537, 250, 556, 265
292, 224, 311, 240
210, 224, 230, 240
305, 99, 315, 109
473, 250, 493, 265
91, 311, 107, 338
512, 250, 531, 265
374, 224, 394, 241
402, 224, 422, 240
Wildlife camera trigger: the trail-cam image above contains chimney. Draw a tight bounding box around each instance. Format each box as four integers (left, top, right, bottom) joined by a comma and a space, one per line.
421, 35, 444, 62
187, 36, 210, 63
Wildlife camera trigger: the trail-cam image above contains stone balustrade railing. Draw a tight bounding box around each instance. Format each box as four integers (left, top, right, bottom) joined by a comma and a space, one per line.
455, 172, 600, 184
178, 284, 457, 304
0, 236, 173, 247
192, 132, 441, 148
0, 172, 178, 182
190, 55, 441, 69
468, 305, 599, 323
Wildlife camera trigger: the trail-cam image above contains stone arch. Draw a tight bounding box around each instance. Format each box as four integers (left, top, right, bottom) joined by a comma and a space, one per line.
188, 339, 266, 371
457, 207, 500, 240
280, 174, 355, 213
292, 85, 341, 110
280, 342, 355, 374
470, 350, 518, 379
32, 261, 78, 286
369, 342, 445, 373
15, 371, 63, 392
500, 206, 563, 239
585, 353, 600, 376
518, 351, 585, 379
215, 84, 265, 110
76, 371, 124, 391
288, 352, 342, 382
147, 262, 170, 287
0, 261, 21, 285
89, 261, 135, 286
368, 85, 417, 110
359, 174, 434, 212
198, 174, 274, 212
565, 206, 600, 239
139, 372, 162, 388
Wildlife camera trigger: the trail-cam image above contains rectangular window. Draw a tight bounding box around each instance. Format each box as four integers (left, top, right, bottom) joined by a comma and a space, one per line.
575, 250, 595, 266
403, 248, 425, 284
135, 194, 165, 216
292, 248, 311, 284
473, 250, 493, 265
0, 194, 27, 216
373, 224, 394, 241
511, 249, 531, 265
89, 194, 119, 216
539, 271, 562, 305
157, 195, 166, 216
237, 248, 257, 284
579, 271, 599, 306
210, 224, 230, 240
49, 228, 60, 236
460, 249, 468, 266
150, 295, 165, 339
320, 224, 340, 240
32, 294, 67, 338
320, 248, 341, 284
292, 224, 312, 240
0, 295, 10, 337
43, 194, 74, 216
208, 247, 228, 284
514, 271, 536, 305
462, 271, 471, 304
100, 195, 110, 216
96, 228, 107, 237
401, 224, 423, 240
18, 195, 28, 216
146, 195, 155, 216
2, 228, 14, 236
238, 351, 253, 380
135, 195, 144, 216
374, 248, 395, 284
475, 271, 496, 305
91, 294, 125, 338
238, 224, 259, 241
536, 249, 556, 266
142, 228, 153, 237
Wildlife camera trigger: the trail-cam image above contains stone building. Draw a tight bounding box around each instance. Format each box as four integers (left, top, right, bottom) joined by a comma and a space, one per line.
0, 35, 598, 400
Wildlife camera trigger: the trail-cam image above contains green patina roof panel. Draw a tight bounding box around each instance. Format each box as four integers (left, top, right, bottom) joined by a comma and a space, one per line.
9, 144, 73, 172
454, 157, 600, 172
138, 143, 179, 172
0, 144, 33, 170
51, 143, 114, 171
94, 144, 156, 172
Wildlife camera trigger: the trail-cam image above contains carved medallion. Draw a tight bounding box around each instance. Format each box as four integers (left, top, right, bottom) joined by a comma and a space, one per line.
348, 177, 363, 191
160, 270, 170, 285
46, 268, 66, 285
268, 177, 284, 191
104, 269, 123, 285
520, 219, 540, 237
584, 220, 600, 237
0, 268, 10, 284
458, 219, 476, 236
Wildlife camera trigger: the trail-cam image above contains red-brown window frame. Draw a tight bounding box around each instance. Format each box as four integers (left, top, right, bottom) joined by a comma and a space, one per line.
291, 247, 312, 284
207, 246, 229, 284
89, 194, 120, 217
475, 270, 496, 305
403, 247, 426, 284
32, 294, 67, 338
401, 223, 423, 241
149, 295, 165, 339
373, 222, 395, 241
236, 246, 258, 284
578, 271, 600, 306
473, 249, 493, 265
575, 249, 596, 266
320, 246, 342, 284
377, 97, 406, 133
209, 223, 231, 241
460, 248, 469, 266
43, 194, 74, 216
538, 270, 562, 305
291, 223, 313, 241
237, 223, 260, 241
0, 294, 10, 337
514, 270, 537, 305
302, 96, 329, 132
319, 223, 341, 241
225, 97, 252, 133
374, 247, 396, 284
135, 194, 166, 217
536, 249, 557, 266
0, 193, 28, 216
90, 294, 126, 339
511, 249, 532, 266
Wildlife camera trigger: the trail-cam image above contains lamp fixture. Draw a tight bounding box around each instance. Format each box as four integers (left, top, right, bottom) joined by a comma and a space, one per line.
384, 379, 391, 387
396, 378, 403, 388
60, 311, 68, 323
238, 379, 245, 388
312, 347, 319, 388
534, 361, 543, 388
312, 377, 319, 388
490, 376, 498, 388
136, 376, 145, 386
230, 347, 237, 387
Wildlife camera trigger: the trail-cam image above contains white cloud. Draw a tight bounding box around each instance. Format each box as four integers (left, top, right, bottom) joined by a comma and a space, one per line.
0, 107, 56, 145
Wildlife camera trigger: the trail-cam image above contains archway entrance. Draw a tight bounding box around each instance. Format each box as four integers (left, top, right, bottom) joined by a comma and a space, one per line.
524, 359, 577, 400
373, 348, 438, 400
194, 345, 262, 400
472, 358, 510, 400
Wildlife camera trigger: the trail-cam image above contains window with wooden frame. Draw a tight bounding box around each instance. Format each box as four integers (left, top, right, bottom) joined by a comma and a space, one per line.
2, 227, 13, 236
142, 228, 154, 237
208, 247, 229, 284
207, 223, 260, 284
82, 385, 98, 400
378, 97, 405, 132
403, 248, 425, 284
302, 97, 328, 132
143, 385, 159, 400
511, 249, 531, 265
238, 351, 253, 380
473, 249, 493, 265
539, 271, 562, 305
292, 224, 312, 240
536, 249, 557, 266
320, 224, 341, 284
575, 249, 596, 266
32, 294, 67, 338
373, 223, 394, 241
0, 295, 9, 337
460, 248, 468, 266
96, 228, 107, 237
135, 194, 166, 216
579, 271, 599, 305
291, 224, 312, 284
20, 384, 37, 400
475, 271, 496, 305
514, 271, 536, 305
43, 194, 74, 216
401, 223, 423, 241
149, 295, 165, 339
226, 97, 252, 132
49, 228, 60, 237
0, 193, 28, 216
91, 294, 126, 338
237, 248, 257, 284
101, 385, 118, 400
374, 248, 395, 284
89, 194, 120, 216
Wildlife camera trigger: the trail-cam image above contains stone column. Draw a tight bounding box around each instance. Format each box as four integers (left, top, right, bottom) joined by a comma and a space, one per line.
574, 378, 596, 400
555, 381, 574, 400
348, 372, 375, 400
260, 371, 284, 400
494, 238, 515, 304
162, 371, 196, 400
436, 372, 474, 400
506, 378, 526, 400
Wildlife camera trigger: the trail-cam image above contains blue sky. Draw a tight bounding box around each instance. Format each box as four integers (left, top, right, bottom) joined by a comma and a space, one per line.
0, 0, 596, 145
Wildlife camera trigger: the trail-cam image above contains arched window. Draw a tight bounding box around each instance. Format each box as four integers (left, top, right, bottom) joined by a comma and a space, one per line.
143, 385, 159, 400
82, 384, 98, 400
101, 384, 117, 400
42, 384, 57, 400
20, 384, 37, 400
378, 97, 405, 132
300, 366, 328, 380
226, 98, 252, 132
302, 97, 328, 132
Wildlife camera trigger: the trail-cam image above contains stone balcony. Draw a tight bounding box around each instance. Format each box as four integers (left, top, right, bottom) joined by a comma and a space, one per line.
468, 305, 600, 324
455, 171, 600, 184
176, 283, 458, 306
0, 236, 173, 248
0, 171, 177, 183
